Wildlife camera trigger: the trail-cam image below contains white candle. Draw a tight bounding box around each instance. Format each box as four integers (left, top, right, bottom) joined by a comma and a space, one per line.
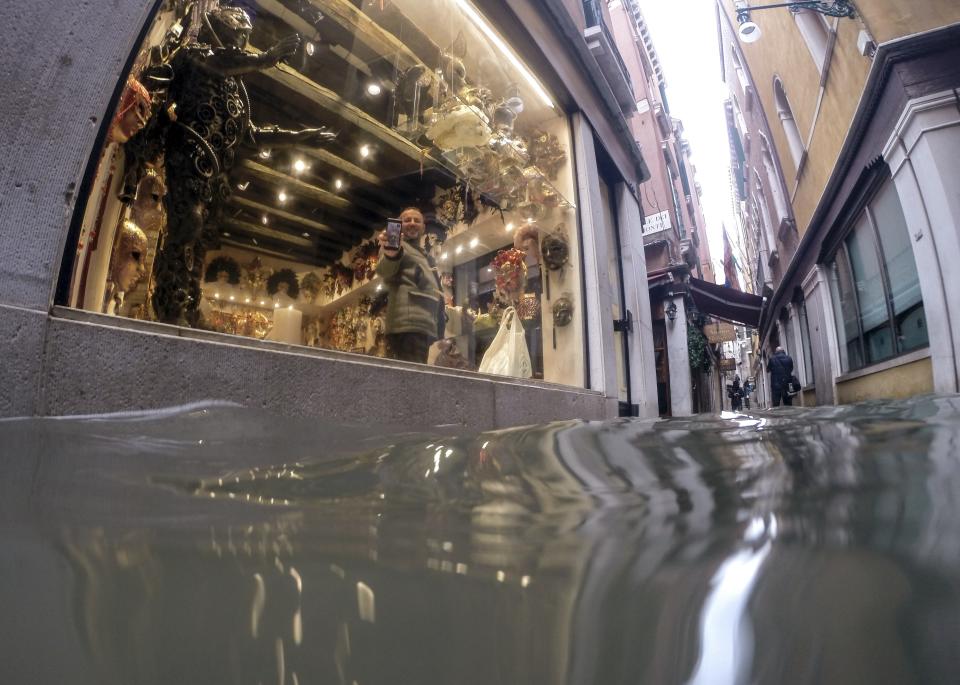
268, 305, 303, 344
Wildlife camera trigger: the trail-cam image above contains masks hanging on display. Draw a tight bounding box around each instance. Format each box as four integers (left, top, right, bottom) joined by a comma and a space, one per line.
300, 272, 323, 303
527, 130, 567, 180
491, 247, 528, 303
108, 78, 152, 144
103, 219, 148, 314
204, 255, 241, 285
541, 223, 570, 299
242, 257, 271, 296
120, 4, 336, 328
551, 294, 574, 349
266, 269, 300, 299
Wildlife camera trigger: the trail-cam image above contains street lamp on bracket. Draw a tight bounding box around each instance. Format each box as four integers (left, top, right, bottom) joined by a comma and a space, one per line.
735, 1, 857, 43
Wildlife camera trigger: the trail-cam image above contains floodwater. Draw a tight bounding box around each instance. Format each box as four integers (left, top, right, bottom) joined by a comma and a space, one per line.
2, 398, 960, 684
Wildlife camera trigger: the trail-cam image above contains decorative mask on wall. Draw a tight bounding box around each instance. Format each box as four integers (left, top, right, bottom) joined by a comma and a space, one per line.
541, 224, 570, 271
266, 268, 300, 299
108, 78, 152, 144
552, 295, 574, 327
109, 220, 148, 294
204, 255, 241, 284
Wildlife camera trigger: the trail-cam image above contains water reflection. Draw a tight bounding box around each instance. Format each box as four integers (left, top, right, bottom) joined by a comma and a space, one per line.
2, 397, 960, 683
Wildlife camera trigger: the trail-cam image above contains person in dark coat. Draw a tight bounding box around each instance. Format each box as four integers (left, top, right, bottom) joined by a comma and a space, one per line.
767, 346, 795, 407
730, 375, 744, 412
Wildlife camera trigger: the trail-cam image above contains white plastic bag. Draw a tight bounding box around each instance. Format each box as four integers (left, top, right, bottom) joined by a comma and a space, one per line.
478, 307, 532, 378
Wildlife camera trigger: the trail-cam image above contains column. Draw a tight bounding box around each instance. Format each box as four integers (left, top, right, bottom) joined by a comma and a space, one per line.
615, 184, 659, 418
572, 112, 619, 405
665, 294, 692, 416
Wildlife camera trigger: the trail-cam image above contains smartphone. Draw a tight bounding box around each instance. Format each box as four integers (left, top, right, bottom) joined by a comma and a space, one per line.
385, 218, 402, 249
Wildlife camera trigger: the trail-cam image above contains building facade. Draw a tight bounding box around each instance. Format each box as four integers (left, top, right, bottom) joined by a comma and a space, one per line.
0, 0, 662, 425
608, 0, 723, 416
718, 0, 960, 406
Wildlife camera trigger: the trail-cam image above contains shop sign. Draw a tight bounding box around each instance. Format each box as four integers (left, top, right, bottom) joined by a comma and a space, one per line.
642, 210, 672, 236
704, 320, 737, 344
719, 357, 737, 371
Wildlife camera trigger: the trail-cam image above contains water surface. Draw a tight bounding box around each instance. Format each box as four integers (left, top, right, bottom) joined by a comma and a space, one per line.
2, 398, 960, 684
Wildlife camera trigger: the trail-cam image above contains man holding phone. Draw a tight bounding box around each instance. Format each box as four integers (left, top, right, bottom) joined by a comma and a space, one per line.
375, 207, 444, 363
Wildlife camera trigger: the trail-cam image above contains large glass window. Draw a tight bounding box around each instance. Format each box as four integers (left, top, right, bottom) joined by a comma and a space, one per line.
827, 179, 927, 372
64, 0, 583, 386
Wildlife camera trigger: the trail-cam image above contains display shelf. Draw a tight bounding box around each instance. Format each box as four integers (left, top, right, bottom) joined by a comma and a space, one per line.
316, 276, 382, 314
202, 285, 327, 318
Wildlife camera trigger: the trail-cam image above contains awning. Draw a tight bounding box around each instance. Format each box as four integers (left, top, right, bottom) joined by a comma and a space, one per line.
688, 277, 765, 328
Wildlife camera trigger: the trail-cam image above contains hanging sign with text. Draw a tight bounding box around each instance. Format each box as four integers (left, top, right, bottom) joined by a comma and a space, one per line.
642, 210, 672, 236
704, 320, 738, 344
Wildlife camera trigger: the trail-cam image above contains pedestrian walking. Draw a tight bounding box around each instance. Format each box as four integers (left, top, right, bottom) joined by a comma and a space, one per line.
767, 346, 795, 407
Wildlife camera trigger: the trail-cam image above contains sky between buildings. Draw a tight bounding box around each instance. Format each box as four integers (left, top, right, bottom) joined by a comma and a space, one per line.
636, 0, 739, 282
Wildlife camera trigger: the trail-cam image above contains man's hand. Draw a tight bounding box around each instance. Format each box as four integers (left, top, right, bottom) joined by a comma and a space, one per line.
378, 230, 400, 258
265, 34, 300, 66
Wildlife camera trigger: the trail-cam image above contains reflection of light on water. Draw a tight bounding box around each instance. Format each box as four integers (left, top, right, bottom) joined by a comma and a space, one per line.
687, 516, 776, 685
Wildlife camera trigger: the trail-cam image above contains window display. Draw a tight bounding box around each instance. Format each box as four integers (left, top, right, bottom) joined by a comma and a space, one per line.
65, 0, 584, 386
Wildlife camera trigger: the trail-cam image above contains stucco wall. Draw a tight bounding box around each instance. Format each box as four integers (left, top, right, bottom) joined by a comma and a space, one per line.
836, 357, 933, 404
860, 0, 960, 44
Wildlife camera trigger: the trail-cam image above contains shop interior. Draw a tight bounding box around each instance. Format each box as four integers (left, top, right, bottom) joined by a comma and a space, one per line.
67, 0, 585, 387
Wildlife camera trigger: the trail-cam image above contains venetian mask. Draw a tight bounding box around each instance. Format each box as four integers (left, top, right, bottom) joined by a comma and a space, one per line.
132, 169, 165, 230
109, 219, 148, 293
541, 225, 570, 271
108, 78, 151, 144
552, 296, 574, 327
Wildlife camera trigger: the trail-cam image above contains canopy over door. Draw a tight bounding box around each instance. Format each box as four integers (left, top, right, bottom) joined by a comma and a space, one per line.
688, 277, 764, 328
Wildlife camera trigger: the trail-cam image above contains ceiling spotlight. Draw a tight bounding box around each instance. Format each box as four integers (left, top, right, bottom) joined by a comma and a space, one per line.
305, 41, 316, 56
261, 214, 269, 225
455, 245, 464, 255
366, 82, 382, 96
334, 178, 343, 190
441, 252, 448, 261
302, 232, 310, 238
278, 190, 288, 203
505, 222, 515, 232
245, 297, 251, 303
360, 144, 371, 159
259, 148, 271, 159
236, 181, 250, 191
469, 237, 479, 248
293, 159, 307, 173
222, 231, 231, 237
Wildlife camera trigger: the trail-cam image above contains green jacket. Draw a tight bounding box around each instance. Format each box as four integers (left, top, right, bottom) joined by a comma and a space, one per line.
375, 238, 443, 338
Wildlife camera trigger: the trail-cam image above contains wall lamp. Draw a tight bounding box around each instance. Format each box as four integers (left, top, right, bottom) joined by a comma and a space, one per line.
736, 1, 856, 43
665, 301, 678, 322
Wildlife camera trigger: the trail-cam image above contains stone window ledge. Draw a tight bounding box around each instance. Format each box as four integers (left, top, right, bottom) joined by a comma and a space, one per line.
836, 347, 931, 384
50, 306, 601, 396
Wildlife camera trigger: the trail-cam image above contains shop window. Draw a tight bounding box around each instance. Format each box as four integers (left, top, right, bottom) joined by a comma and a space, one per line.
773, 78, 804, 170
63, 0, 584, 386
826, 180, 927, 372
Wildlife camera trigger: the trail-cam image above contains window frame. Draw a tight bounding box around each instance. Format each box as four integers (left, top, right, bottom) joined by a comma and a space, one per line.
824, 176, 927, 373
